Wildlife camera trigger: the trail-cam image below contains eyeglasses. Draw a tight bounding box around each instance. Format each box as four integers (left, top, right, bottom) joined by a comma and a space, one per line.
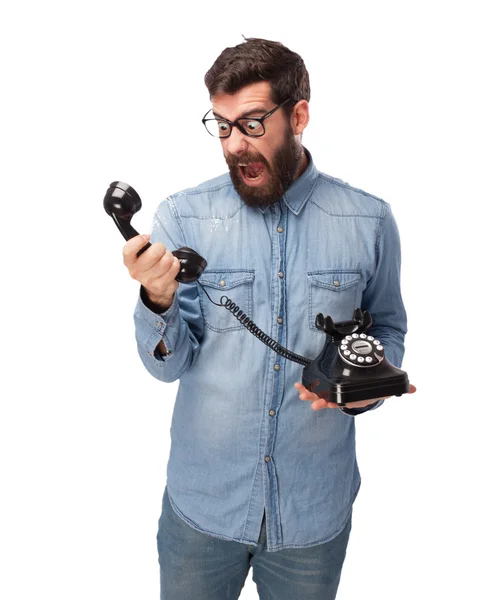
202, 98, 291, 139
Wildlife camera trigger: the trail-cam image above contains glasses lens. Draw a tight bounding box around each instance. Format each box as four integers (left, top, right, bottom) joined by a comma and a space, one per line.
204, 119, 231, 138
237, 119, 265, 136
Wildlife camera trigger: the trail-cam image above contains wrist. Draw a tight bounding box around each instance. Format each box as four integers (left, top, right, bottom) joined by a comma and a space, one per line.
140, 286, 174, 314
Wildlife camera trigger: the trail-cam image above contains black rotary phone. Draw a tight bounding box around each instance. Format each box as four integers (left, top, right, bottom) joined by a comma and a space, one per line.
104, 181, 410, 405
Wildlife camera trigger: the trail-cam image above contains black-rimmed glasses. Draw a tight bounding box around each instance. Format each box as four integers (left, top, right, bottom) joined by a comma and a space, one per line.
202, 98, 291, 138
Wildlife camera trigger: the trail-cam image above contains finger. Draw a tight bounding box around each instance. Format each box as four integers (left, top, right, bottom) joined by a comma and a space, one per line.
133, 248, 180, 288
298, 389, 323, 401
142, 249, 175, 279
294, 382, 307, 392
152, 254, 182, 286
311, 398, 330, 410
295, 382, 323, 400
143, 254, 181, 292
165, 254, 182, 278
123, 234, 152, 267
409, 384, 417, 394
135, 242, 169, 271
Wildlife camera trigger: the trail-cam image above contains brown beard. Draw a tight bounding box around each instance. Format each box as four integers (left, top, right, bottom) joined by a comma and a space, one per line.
225, 130, 303, 209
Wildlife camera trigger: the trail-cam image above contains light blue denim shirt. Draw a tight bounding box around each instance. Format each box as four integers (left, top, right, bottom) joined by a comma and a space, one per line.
133, 149, 407, 552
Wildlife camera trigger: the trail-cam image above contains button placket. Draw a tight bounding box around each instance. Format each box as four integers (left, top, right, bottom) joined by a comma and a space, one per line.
264, 203, 285, 485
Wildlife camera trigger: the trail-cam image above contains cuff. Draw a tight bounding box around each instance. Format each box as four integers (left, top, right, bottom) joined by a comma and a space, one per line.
135, 288, 180, 358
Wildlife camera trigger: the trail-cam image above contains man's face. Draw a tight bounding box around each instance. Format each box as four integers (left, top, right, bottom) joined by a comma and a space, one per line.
211, 82, 304, 209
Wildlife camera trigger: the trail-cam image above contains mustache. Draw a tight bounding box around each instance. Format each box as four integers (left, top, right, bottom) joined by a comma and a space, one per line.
225, 153, 271, 172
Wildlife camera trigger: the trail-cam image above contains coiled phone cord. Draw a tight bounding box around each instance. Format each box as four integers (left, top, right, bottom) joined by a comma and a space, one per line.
198, 282, 312, 367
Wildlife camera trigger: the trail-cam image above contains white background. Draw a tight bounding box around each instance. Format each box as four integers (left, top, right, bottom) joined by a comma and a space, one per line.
1, 1, 477, 598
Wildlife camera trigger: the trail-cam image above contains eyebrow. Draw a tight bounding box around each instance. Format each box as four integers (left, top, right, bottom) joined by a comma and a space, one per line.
212, 106, 269, 120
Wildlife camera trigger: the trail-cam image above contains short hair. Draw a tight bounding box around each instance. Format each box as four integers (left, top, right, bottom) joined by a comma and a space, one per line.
204, 38, 310, 111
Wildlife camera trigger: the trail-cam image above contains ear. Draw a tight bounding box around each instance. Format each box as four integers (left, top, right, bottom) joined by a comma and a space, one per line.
290, 100, 309, 135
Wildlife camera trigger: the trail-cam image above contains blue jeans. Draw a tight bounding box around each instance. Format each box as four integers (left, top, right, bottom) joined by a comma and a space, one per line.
156, 487, 352, 600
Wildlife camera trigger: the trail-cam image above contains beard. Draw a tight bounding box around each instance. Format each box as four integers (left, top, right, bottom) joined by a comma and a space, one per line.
225, 130, 304, 209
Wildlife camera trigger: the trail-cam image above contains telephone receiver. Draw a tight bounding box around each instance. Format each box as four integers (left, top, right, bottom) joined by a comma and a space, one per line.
103, 181, 207, 283
104, 181, 410, 404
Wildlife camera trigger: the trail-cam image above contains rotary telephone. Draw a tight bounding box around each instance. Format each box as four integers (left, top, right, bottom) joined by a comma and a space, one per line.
104, 181, 410, 405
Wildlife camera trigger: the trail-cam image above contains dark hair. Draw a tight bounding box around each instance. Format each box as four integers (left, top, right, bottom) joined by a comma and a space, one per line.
204, 38, 310, 111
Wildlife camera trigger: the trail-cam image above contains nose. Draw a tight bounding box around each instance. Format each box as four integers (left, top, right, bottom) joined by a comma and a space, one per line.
224, 125, 249, 157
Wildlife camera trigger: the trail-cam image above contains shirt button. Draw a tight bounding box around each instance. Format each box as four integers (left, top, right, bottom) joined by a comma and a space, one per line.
219, 280, 226, 287
333, 280, 340, 287
277, 317, 283, 324
269, 409, 276, 416
278, 272, 284, 278
264, 456, 271, 462
277, 226, 284, 233
274, 363, 280, 371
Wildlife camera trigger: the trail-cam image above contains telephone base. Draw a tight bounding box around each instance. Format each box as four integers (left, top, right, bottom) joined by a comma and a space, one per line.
302, 369, 409, 405
302, 337, 410, 406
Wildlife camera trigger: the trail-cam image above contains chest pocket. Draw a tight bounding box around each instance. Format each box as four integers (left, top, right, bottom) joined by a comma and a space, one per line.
198, 269, 255, 332
307, 270, 361, 330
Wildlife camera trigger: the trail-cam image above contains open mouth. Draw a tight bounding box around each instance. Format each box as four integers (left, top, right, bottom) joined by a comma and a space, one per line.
239, 162, 267, 185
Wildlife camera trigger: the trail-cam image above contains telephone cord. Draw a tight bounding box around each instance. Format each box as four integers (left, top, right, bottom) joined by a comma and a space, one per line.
198, 282, 312, 367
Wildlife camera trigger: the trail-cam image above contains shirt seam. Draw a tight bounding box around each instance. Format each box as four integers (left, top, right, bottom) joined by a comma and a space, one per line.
172, 179, 234, 197
371, 202, 389, 280
167, 196, 188, 244
317, 172, 387, 203
311, 203, 384, 218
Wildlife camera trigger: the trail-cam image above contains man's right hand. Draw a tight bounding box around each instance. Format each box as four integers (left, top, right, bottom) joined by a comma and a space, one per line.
123, 234, 181, 312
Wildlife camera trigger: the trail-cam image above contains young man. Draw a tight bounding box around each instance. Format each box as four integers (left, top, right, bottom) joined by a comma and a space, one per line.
123, 38, 415, 600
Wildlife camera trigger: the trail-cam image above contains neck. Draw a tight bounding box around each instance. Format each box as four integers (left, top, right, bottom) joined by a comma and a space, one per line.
296, 148, 309, 179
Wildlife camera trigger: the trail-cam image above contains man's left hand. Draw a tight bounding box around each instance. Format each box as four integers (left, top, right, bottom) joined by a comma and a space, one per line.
294, 382, 417, 410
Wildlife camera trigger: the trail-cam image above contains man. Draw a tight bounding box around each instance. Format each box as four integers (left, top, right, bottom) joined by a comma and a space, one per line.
123, 38, 415, 600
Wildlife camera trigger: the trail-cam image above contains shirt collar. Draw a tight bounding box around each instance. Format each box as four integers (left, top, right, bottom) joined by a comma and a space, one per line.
257, 147, 319, 215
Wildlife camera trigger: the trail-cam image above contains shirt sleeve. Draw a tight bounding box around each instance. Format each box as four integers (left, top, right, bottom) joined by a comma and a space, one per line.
133, 197, 204, 383
341, 202, 407, 417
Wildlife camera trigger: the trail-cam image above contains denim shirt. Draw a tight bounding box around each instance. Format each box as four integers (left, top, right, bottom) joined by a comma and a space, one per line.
133, 149, 407, 552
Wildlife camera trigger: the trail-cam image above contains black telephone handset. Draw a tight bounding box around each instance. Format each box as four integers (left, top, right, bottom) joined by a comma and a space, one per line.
104, 181, 410, 404
103, 181, 207, 283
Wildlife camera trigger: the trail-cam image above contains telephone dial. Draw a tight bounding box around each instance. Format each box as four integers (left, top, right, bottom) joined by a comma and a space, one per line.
104, 181, 410, 405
